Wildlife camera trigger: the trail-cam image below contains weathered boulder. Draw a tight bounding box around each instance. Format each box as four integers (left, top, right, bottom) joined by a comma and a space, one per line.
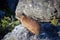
2, 24, 50, 40
15, 0, 60, 22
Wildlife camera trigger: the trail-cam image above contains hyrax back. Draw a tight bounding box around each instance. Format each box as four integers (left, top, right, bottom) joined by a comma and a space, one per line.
16, 13, 41, 35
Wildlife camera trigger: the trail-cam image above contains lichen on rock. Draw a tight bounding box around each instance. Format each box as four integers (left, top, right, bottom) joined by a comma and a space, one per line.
15, 0, 60, 22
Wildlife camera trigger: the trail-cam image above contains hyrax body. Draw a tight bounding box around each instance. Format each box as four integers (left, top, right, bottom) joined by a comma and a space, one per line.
16, 13, 41, 35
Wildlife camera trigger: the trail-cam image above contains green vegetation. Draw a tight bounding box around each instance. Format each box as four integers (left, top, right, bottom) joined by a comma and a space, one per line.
0, 16, 20, 39
51, 16, 58, 26
1, 17, 20, 29
51, 16, 60, 26
0, 0, 20, 39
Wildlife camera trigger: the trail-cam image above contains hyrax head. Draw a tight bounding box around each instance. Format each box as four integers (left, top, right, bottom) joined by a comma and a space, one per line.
16, 12, 26, 20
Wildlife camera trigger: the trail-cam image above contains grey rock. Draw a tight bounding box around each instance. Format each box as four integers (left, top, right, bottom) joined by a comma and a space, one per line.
15, 0, 60, 22
2, 24, 50, 40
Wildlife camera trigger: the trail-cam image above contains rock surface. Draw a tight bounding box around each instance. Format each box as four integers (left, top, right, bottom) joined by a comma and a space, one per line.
2, 24, 49, 40
2, 24, 60, 40
15, 0, 60, 22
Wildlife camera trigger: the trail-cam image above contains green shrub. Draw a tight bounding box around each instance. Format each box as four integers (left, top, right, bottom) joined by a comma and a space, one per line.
0, 16, 20, 39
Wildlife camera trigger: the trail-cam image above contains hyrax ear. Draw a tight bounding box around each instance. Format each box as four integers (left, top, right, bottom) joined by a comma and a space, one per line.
21, 13, 26, 16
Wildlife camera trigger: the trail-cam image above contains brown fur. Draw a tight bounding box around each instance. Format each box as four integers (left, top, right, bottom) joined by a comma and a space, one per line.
16, 13, 41, 35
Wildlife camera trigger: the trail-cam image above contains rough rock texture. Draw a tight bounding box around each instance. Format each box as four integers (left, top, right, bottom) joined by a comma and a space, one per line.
15, 0, 60, 22
2, 24, 49, 40
2, 25, 39, 40
2, 24, 60, 40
